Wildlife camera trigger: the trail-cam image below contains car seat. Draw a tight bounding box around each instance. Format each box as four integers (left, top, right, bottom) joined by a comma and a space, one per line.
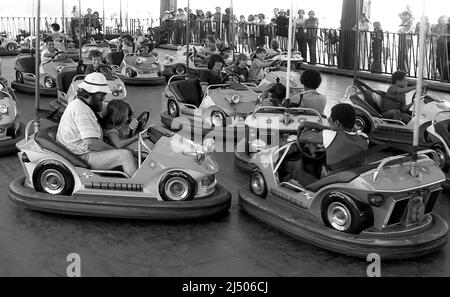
35, 126, 90, 169
56, 69, 78, 94
170, 79, 203, 108
17, 55, 36, 74
108, 51, 124, 66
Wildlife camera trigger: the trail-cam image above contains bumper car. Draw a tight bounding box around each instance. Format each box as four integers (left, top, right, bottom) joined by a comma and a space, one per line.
50, 70, 127, 119
162, 45, 209, 77
239, 135, 448, 259
161, 74, 259, 142
253, 67, 304, 97
11, 52, 78, 96
268, 51, 303, 70
0, 78, 24, 155
235, 106, 326, 172
109, 52, 166, 86
9, 117, 231, 220
0, 36, 20, 55
348, 79, 450, 188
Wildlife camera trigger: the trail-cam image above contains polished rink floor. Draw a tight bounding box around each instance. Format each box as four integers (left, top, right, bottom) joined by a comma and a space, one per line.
0, 52, 449, 276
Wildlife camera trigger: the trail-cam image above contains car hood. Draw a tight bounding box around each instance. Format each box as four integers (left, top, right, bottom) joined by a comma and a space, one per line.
206, 87, 259, 117
124, 55, 160, 70
151, 135, 219, 175
360, 157, 445, 192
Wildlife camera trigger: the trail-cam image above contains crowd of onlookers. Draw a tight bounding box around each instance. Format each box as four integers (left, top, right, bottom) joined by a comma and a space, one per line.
159, 6, 449, 81
69, 5, 104, 39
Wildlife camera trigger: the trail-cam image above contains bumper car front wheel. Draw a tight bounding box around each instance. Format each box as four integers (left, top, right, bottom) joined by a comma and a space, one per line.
32, 163, 75, 196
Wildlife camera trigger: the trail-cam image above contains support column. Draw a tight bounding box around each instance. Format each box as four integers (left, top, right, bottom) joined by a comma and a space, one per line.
338, 0, 358, 70
160, 0, 177, 21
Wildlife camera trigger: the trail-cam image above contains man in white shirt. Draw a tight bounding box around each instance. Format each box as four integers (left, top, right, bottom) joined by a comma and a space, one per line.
57, 73, 137, 177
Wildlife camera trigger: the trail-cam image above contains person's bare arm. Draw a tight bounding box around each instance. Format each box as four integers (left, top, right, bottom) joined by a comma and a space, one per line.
107, 133, 139, 149
84, 138, 115, 152
393, 85, 416, 94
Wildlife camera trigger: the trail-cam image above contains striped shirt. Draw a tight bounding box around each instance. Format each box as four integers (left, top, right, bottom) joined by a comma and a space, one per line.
57, 98, 103, 156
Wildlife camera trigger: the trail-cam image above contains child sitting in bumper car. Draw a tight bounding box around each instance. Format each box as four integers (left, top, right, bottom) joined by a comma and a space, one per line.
291, 69, 327, 115
225, 54, 249, 82
248, 47, 276, 84
283, 104, 369, 186
381, 70, 416, 124
102, 100, 140, 149
85, 49, 114, 80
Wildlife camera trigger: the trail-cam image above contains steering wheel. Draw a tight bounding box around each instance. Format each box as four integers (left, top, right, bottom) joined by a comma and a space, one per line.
296, 125, 326, 161
221, 73, 242, 84
52, 51, 68, 61
412, 84, 429, 102
271, 59, 282, 68
129, 111, 150, 138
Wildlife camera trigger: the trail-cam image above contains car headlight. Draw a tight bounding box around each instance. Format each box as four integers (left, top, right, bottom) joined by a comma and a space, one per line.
203, 138, 216, 154
44, 77, 56, 88
136, 57, 144, 65
250, 139, 267, 152
368, 194, 385, 207
0, 104, 8, 114
56, 66, 64, 73
82, 48, 87, 53
201, 175, 216, 187
112, 84, 124, 96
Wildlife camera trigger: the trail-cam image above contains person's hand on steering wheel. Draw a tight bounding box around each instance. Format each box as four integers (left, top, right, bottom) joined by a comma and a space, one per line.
221, 73, 242, 84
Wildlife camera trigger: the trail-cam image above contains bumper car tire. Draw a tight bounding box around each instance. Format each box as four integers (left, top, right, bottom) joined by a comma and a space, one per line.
32, 163, 75, 196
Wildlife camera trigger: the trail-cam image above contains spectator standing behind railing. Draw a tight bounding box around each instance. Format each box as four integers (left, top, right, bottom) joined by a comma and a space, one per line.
276, 9, 289, 50
92, 12, 103, 35
305, 10, 319, 65
195, 10, 206, 42
248, 15, 257, 52
256, 14, 267, 48
432, 15, 449, 82
267, 18, 277, 47
238, 16, 249, 53
295, 9, 307, 60
213, 7, 222, 39
354, 13, 371, 69
397, 10, 415, 72
70, 5, 82, 39
370, 21, 384, 73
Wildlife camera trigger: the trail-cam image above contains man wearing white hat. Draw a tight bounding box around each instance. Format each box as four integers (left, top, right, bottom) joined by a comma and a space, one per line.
57, 73, 138, 177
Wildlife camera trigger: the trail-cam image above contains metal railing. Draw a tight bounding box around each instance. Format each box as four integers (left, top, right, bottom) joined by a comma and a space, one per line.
160, 19, 450, 83
0, 16, 154, 41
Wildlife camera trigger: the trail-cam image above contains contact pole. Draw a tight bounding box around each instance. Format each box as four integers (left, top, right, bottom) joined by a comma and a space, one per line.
35, 0, 41, 112
103, 0, 106, 35
353, 0, 361, 80
78, 0, 82, 59
186, 0, 190, 70
62, 0, 65, 33
285, 0, 294, 99
230, 0, 234, 56
119, 0, 123, 34
411, 0, 427, 177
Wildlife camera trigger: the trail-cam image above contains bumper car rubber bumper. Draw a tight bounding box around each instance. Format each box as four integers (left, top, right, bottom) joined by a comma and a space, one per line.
239, 185, 448, 259
0, 123, 25, 155
11, 81, 57, 97
116, 74, 166, 86
0, 48, 21, 56
9, 176, 232, 220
